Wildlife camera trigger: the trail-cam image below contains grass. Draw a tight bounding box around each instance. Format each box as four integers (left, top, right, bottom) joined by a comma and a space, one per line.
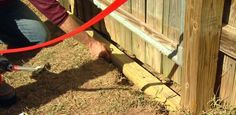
1, 0, 235, 114
179, 96, 236, 115
0, 37, 169, 114
202, 96, 236, 115
0, 1, 169, 114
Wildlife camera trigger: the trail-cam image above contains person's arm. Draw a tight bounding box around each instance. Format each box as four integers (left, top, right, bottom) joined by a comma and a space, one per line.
29, 0, 111, 60
59, 16, 111, 60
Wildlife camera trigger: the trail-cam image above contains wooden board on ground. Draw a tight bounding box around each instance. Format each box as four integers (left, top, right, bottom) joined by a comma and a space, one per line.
91, 31, 181, 111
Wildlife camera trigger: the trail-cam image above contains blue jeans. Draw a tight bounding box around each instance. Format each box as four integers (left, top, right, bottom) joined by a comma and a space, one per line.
0, 1, 49, 48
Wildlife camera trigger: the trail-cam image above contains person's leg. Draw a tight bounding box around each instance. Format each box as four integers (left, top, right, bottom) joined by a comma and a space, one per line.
0, 1, 49, 48
0, 1, 49, 107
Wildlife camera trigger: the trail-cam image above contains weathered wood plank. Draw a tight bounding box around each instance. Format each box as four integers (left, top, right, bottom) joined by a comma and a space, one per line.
146, 0, 163, 73
163, 56, 182, 84
182, 0, 225, 114
116, 1, 132, 52
163, 0, 183, 42
121, 0, 132, 53
106, 16, 116, 42
162, 0, 184, 84
163, 0, 170, 39
114, 20, 122, 47
229, 0, 236, 27
91, 30, 181, 111
102, 0, 132, 53
94, 0, 178, 49
71, 12, 181, 111
220, 25, 236, 58
220, 56, 236, 106
101, 0, 117, 41
120, 25, 132, 53
232, 71, 236, 106
131, 0, 146, 62
120, 0, 131, 12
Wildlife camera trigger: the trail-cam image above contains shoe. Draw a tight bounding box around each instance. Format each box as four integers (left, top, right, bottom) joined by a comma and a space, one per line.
0, 82, 16, 107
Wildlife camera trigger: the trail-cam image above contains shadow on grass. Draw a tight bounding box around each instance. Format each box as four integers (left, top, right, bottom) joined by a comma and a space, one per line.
0, 59, 130, 114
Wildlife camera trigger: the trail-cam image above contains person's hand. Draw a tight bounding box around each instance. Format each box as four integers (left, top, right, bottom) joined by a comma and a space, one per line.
87, 39, 111, 61
59, 16, 111, 61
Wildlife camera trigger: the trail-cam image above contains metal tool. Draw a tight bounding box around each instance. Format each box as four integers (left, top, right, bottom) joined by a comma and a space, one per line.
11, 63, 51, 75
0, 55, 50, 107
12, 65, 44, 72
0, 64, 50, 107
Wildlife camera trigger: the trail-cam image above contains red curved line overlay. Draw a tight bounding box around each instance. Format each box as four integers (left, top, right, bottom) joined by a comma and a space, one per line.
0, 0, 127, 54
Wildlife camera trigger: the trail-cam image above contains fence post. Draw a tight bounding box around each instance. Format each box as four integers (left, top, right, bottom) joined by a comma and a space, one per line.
182, 0, 225, 114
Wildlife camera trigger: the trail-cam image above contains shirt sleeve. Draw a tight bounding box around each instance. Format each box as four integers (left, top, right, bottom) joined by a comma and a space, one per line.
29, 0, 69, 25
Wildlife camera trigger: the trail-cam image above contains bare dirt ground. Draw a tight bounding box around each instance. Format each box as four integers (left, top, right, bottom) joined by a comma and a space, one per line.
0, 1, 168, 115
0, 38, 167, 115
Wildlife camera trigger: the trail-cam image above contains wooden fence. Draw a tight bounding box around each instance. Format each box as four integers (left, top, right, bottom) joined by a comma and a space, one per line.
59, 0, 236, 114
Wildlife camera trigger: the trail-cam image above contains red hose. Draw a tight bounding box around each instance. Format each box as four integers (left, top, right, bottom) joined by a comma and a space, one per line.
0, 0, 127, 54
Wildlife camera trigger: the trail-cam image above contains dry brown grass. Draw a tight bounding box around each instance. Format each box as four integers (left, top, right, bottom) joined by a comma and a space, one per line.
0, 1, 168, 114
202, 96, 236, 115
0, 37, 168, 114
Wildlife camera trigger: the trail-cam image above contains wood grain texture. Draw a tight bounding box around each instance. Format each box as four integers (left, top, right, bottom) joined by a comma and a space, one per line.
220, 56, 236, 106
162, 0, 184, 85
220, 0, 236, 107
120, 0, 131, 12
182, 0, 224, 114
120, 0, 132, 53
229, 0, 236, 26
95, 0, 178, 48
163, 0, 183, 42
102, 0, 133, 53
71, 13, 181, 111
232, 71, 236, 106
146, 0, 163, 73
106, 16, 116, 41
119, 1, 132, 52
162, 56, 182, 84
60, 0, 236, 109
102, 0, 117, 41
92, 31, 181, 111
220, 25, 236, 58
131, 0, 146, 62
